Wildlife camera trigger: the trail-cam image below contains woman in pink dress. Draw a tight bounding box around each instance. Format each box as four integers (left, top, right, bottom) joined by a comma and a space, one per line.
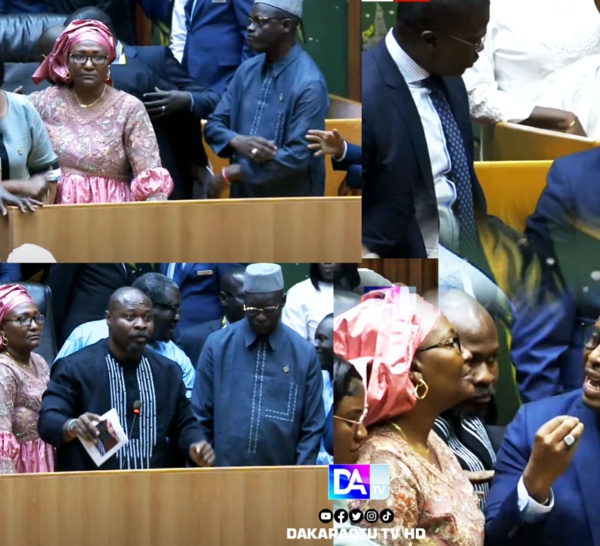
29, 20, 173, 204
335, 287, 484, 546
0, 284, 54, 474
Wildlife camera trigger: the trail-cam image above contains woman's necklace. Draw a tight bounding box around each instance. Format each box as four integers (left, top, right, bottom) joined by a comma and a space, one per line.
389, 421, 431, 456
73, 84, 106, 109
5, 350, 33, 368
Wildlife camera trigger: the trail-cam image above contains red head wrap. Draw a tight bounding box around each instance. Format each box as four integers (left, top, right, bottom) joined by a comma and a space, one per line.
32, 20, 116, 85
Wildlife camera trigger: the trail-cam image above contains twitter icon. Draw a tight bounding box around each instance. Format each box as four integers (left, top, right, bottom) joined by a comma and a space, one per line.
349, 509, 363, 523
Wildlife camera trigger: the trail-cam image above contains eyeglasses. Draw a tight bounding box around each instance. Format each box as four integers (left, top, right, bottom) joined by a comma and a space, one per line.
447, 34, 486, 53
417, 335, 462, 353
3, 314, 46, 327
69, 54, 110, 66
334, 407, 368, 429
153, 302, 181, 315
248, 15, 287, 27
243, 304, 281, 315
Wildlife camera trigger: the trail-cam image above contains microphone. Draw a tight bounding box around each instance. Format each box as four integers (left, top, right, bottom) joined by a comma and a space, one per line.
130, 400, 142, 437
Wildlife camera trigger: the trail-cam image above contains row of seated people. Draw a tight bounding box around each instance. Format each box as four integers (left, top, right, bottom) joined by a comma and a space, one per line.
332, 285, 597, 546
0, 262, 395, 473
0, 1, 361, 209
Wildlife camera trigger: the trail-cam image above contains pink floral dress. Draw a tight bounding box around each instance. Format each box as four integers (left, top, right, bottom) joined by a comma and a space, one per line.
347, 424, 485, 546
0, 352, 55, 474
29, 86, 173, 204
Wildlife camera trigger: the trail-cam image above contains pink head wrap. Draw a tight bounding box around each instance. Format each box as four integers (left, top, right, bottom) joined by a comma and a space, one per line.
0, 284, 36, 350
32, 20, 116, 85
334, 286, 441, 427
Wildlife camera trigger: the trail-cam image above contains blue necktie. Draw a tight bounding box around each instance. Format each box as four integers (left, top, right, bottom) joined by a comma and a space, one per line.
424, 76, 479, 257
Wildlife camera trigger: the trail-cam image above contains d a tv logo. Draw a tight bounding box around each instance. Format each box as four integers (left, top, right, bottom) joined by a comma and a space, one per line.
328, 465, 390, 500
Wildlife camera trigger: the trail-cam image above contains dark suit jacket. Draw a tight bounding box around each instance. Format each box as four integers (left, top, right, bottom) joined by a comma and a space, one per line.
50, 0, 136, 44
112, 45, 219, 199
486, 390, 600, 546
182, 0, 254, 95
522, 149, 600, 398
175, 317, 223, 366
362, 39, 486, 258
157, 263, 245, 332
334, 142, 361, 170
332, 142, 361, 190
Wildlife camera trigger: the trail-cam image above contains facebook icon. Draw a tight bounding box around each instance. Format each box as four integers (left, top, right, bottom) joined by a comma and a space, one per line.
334, 509, 349, 523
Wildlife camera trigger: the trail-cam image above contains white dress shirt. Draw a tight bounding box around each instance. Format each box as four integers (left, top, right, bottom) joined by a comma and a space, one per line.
463, 0, 600, 135
281, 279, 333, 343
170, 0, 189, 62
517, 476, 555, 521
385, 29, 459, 256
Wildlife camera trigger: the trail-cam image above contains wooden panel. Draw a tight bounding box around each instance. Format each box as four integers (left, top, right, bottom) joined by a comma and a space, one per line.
475, 161, 551, 232
361, 259, 439, 295
201, 118, 362, 198
0, 467, 332, 546
0, 198, 361, 263
486, 122, 600, 161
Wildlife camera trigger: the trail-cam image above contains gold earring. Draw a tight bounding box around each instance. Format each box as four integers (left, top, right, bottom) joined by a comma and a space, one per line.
106, 69, 111, 81
415, 379, 429, 400
66, 70, 71, 81
1, 334, 8, 347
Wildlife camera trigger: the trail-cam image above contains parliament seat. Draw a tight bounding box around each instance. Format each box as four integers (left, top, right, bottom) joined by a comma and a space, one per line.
201, 118, 362, 197
327, 94, 362, 119
475, 160, 552, 232
482, 122, 600, 161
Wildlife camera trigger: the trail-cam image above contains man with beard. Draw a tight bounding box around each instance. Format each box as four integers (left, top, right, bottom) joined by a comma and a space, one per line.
39, 287, 214, 471
54, 273, 195, 398
428, 288, 502, 506
192, 263, 324, 466
204, 0, 329, 198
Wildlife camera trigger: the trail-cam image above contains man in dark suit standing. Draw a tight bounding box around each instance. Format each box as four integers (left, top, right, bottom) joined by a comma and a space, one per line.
362, 0, 489, 259
65, 7, 220, 200
176, 266, 246, 365
171, 0, 254, 95
158, 263, 246, 332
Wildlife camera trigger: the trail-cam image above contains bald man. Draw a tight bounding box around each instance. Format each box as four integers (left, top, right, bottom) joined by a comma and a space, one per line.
39, 287, 215, 471
426, 288, 502, 506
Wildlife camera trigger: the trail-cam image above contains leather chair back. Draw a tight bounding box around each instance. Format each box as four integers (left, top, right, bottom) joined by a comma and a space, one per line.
0, 281, 58, 364
0, 13, 66, 94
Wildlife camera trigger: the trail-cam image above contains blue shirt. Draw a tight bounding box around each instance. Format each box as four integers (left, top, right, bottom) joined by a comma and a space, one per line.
192, 318, 325, 466
205, 43, 329, 198
55, 319, 196, 398
316, 371, 333, 465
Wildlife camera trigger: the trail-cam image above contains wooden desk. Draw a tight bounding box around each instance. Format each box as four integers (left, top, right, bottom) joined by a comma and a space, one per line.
0, 197, 361, 262
0, 466, 332, 546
